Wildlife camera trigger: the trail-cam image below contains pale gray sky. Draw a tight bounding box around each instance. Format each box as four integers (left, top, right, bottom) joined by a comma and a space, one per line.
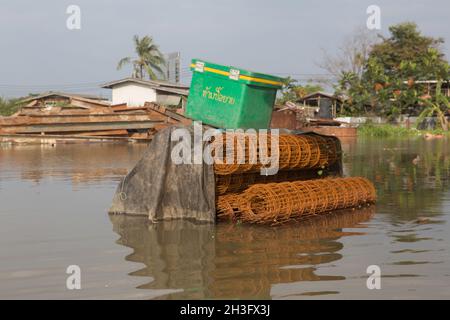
0, 0, 448, 97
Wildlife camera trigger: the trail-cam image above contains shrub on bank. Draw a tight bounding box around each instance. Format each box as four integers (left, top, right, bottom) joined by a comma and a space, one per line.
357, 123, 447, 138
0, 97, 23, 116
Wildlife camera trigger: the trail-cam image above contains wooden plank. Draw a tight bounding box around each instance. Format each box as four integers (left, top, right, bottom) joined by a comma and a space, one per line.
111, 103, 127, 108
70, 97, 111, 108
66, 129, 129, 136
0, 133, 135, 143
1, 121, 156, 134
145, 102, 192, 125
112, 105, 148, 112
0, 114, 156, 126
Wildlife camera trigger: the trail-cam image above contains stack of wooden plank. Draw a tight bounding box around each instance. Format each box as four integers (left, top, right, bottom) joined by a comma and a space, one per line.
0, 95, 193, 142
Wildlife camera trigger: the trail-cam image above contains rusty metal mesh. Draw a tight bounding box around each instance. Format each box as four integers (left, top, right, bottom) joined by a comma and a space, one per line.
215, 169, 331, 195
216, 177, 376, 224
216, 194, 243, 221
211, 133, 341, 175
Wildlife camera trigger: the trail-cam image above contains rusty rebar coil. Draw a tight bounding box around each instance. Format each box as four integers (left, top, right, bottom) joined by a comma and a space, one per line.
211, 133, 342, 175
215, 169, 329, 195
216, 193, 244, 221
217, 177, 376, 223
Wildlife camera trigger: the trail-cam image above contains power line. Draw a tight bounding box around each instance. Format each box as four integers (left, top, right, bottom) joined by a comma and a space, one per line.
0, 81, 106, 89
0, 72, 336, 93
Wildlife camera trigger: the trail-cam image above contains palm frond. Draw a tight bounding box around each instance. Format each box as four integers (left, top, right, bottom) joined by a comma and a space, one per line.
145, 65, 158, 80
121, 34, 168, 80
148, 60, 165, 76
117, 57, 132, 70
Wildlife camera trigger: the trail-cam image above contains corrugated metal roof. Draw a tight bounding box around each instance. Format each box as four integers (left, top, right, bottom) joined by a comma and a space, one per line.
101, 77, 189, 90
296, 91, 342, 102
154, 86, 189, 96
20, 91, 109, 103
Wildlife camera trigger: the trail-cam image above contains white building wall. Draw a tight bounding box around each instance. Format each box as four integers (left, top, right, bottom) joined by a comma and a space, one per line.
111, 83, 157, 106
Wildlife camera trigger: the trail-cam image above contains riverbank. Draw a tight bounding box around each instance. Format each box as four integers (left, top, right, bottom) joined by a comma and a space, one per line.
358, 123, 449, 138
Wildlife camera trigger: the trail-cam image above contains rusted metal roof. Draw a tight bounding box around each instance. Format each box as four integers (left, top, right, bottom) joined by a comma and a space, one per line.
20, 91, 108, 103
296, 91, 340, 102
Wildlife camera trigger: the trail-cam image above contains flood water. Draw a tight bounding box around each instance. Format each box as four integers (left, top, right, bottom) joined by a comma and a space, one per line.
0, 138, 449, 299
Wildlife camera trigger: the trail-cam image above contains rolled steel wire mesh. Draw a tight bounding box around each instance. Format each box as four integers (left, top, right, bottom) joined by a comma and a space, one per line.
217, 177, 376, 224
211, 133, 341, 175
216, 194, 243, 221
215, 169, 333, 195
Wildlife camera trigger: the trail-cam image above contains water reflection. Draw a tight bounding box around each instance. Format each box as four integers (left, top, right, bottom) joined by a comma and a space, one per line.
343, 138, 450, 221
110, 207, 374, 299
2, 138, 450, 298
0, 143, 147, 185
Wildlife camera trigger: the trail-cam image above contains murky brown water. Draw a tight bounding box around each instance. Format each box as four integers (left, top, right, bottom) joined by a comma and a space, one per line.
0, 138, 449, 299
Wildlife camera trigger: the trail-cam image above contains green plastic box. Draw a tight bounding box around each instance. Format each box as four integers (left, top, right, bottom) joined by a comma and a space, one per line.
185, 59, 285, 129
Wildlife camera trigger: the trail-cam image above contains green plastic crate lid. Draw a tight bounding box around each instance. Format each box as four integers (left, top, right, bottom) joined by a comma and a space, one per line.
190, 59, 285, 88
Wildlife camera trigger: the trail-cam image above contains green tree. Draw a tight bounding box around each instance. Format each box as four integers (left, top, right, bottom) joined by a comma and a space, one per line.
278, 77, 324, 104
417, 80, 450, 131
415, 48, 450, 130
417, 53, 450, 131
0, 97, 24, 116
336, 22, 449, 118
117, 35, 166, 80
369, 22, 447, 79
335, 71, 371, 115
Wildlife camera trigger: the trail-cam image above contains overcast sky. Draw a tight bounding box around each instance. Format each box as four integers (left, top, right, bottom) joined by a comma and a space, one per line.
0, 0, 448, 98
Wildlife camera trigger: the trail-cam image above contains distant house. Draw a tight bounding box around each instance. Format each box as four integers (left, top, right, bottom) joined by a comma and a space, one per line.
101, 78, 189, 108
21, 92, 111, 111
296, 92, 342, 119
413, 80, 450, 98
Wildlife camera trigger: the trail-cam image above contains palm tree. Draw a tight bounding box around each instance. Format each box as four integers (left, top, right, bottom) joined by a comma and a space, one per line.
117, 35, 166, 80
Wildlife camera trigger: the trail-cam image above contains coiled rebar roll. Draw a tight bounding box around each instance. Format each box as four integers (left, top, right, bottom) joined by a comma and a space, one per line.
215, 169, 329, 195
211, 133, 341, 175
217, 177, 376, 223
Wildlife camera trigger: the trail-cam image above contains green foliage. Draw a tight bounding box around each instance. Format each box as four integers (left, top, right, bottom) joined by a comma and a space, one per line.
335, 71, 371, 115
358, 123, 420, 137
52, 101, 72, 108
277, 77, 324, 104
358, 123, 450, 137
417, 80, 450, 130
336, 22, 450, 120
117, 35, 166, 80
0, 97, 23, 116
370, 23, 447, 79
